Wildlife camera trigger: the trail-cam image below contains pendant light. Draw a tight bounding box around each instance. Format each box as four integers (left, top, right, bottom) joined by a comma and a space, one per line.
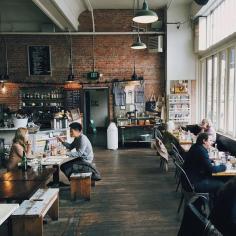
131, 35, 147, 49
66, 33, 75, 83
131, 56, 138, 80
131, 23, 147, 50
133, 0, 158, 24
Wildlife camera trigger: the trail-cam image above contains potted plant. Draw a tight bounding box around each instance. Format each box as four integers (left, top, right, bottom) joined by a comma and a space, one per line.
12, 109, 28, 128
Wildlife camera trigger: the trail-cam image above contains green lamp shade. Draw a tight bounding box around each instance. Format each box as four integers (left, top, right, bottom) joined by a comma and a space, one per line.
66, 73, 74, 83
131, 35, 147, 50
133, 0, 158, 24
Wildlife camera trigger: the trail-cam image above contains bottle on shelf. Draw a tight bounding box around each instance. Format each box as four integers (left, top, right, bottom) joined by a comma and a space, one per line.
44, 140, 50, 157
21, 151, 28, 171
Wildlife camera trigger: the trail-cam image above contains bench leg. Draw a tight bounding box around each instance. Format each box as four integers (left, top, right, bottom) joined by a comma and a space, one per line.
70, 177, 91, 201
71, 179, 79, 201
48, 194, 59, 221
12, 217, 43, 236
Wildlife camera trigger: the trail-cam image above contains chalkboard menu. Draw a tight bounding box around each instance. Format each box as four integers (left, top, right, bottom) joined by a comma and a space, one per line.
64, 90, 81, 110
28, 46, 51, 76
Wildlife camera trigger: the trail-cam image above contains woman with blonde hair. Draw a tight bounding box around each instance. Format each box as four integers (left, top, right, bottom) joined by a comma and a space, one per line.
7, 127, 31, 170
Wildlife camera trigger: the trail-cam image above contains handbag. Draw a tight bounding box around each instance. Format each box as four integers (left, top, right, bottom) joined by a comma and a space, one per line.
145, 93, 156, 112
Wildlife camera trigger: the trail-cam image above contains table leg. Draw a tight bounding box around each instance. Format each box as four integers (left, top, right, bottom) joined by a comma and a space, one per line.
53, 165, 60, 185
121, 128, 125, 147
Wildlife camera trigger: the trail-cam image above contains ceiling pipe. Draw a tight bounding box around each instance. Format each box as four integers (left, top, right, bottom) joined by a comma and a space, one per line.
0, 31, 164, 35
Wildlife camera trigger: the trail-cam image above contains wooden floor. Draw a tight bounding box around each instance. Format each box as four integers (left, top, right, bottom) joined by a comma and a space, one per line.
44, 147, 181, 236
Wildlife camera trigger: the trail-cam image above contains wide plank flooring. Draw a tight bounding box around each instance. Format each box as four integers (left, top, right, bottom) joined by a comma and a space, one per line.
45, 148, 181, 236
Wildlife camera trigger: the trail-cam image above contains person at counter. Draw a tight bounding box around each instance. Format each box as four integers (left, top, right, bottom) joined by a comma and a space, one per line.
7, 127, 31, 170
182, 133, 226, 197
57, 122, 101, 181
200, 118, 216, 143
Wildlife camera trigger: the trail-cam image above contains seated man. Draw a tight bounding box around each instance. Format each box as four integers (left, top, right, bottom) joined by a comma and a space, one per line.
57, 122, 101, 181
200, 118, 216, 143
182, 133, 226, 196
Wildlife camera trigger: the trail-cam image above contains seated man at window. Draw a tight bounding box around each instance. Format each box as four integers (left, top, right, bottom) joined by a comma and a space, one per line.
57, 122, 101, 181
200, 118, 216, 143
182, 133, 226, 197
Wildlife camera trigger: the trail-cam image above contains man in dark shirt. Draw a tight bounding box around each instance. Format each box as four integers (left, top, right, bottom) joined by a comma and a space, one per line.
183, 133, 226, 195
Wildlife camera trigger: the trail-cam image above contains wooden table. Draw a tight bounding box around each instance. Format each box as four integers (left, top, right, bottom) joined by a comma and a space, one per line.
179, 140, 192, 152
212, 169, 236, 176
28, 155, 71, 184
0, 204, 19, 225
41, 155, 71, 184
0, 168, 55, 202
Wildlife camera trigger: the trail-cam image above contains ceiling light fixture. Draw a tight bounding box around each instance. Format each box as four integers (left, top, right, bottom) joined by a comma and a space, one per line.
133, 0, 158, 24
131, 34, 147, 49
66, 32, 75, 83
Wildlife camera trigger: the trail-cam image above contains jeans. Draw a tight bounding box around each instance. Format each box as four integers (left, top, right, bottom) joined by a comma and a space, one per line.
194, 178, 225, 195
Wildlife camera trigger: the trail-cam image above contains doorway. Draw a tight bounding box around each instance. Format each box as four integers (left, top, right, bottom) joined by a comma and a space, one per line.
83, 88, 109, 147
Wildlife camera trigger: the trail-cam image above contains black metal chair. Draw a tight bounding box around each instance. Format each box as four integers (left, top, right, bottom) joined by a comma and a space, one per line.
174, 161, 209, 213
153, 126, 163, 140
178, 195, 222, 236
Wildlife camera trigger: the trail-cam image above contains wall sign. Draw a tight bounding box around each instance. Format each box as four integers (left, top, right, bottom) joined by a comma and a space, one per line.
28, 46, 51, 76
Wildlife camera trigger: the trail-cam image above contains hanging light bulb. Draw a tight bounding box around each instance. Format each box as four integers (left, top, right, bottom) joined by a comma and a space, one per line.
131, 34, 147, 50
1, 82, 6, 94
66, 33, 75, 83
133, 0, 158, 24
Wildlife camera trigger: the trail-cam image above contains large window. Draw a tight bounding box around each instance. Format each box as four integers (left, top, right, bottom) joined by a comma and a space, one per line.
212, 56, 218, 125
206, 58, 213, 119
199, 47, 236, 137
199, 0, 236, 50
228, 48, 235, 134
198, 0, 236, 138
219, 52, 226, 130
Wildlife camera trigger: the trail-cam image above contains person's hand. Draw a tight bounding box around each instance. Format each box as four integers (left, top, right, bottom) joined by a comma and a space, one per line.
57, 136, 65, 143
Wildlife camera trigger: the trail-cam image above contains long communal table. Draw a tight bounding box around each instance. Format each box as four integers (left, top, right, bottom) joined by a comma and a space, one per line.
0, 167, 55, 202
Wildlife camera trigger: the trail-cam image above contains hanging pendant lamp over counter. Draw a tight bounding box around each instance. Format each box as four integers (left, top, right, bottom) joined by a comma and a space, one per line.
131, 35, 147, 49
133, 0, 158, 24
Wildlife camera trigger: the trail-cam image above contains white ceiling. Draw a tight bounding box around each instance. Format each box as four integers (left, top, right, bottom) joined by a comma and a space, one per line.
87, 0, 193, 10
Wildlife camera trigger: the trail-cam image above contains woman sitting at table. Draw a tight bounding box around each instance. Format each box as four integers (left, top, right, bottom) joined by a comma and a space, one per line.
200, 118, 216, 143
182, 133, 226, 197
7, 127, 31, 170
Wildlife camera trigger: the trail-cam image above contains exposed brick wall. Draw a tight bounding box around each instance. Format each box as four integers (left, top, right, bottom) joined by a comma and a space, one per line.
0, 82, 20, 111
0, 9, 165, 120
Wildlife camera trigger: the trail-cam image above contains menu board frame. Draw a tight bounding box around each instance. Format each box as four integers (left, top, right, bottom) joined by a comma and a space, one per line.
28, 45, 52, 76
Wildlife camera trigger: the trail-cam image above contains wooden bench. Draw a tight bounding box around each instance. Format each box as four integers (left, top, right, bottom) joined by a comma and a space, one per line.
11, 188, 59, 236
70, 172, 92, 201
0, 204, 19, 226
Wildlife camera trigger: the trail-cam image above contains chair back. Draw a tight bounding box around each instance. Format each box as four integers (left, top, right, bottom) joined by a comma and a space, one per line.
155, 137, 168, 161
171, 142, 179, 154
178, 196, 222, 236
174, 161, 194, 193
172, 149, 184, 165
153, 127, 163, 140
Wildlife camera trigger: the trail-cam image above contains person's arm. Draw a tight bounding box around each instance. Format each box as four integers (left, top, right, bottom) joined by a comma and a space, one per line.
62, 141, 75, 150
12, 144, 25, 159
201, 148, 226, 173
25, 141, 31, 157
67, 136, 87, 158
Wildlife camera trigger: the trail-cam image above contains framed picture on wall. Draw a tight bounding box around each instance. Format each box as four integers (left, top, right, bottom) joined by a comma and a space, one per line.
28, 45, 52, 76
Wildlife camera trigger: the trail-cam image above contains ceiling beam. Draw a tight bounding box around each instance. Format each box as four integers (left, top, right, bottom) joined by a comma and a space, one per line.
32, 0, 86, 31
